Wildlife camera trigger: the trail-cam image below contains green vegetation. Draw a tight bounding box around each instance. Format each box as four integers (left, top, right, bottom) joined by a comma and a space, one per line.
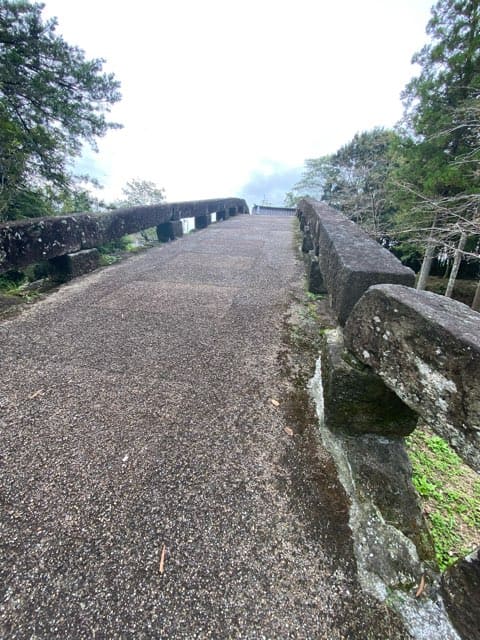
0, 1, 121, 221
113, 180, 166, 209
406, 424, 480, 570
288, 0, 480, 300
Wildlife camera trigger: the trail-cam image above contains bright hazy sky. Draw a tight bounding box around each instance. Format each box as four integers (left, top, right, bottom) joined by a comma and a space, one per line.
42, 0, 434, 206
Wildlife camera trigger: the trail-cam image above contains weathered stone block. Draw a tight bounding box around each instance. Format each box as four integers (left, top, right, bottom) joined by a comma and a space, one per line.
297, 198, 414, 324
194, 214, 211, 230
156, 221, 183, 242
307, 253, 327, 294
340, 433, 434, 563
49, 248, 100, 282
301, 230, 314, 253
441, 547, 480, 640
0, 197, 248, 273
344, 284, 480, 471
321, 328, 417, 436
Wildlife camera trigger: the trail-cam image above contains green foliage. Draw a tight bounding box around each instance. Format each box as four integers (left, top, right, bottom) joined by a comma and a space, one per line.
392, 0, 480, 248
389, 241, 423, 271
0, 1, 121, 220
406, 426, 480, 570
114, 179, 166, 208
0, 269, 25, 293
289, 1, 480, 277
291, 128, 402, 237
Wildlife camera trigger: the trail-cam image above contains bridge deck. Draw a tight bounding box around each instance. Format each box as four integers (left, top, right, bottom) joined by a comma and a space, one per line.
0, 216, 406, 638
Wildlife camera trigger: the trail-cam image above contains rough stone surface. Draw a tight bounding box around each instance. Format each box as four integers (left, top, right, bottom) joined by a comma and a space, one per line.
0, 216, 409, 639
49, 248, 100, 281
0, 198, 248, 273
307, 253, 327, 294
310, 363, 458, 640
345, 284, 480, 471
301, 229, 314, 253
156, 220, 183, 242
340, 433, 435, 563
297, 198, 415, 324
194, 214, 211, 230
321, 328, 417, 436
441, 547, 480, 640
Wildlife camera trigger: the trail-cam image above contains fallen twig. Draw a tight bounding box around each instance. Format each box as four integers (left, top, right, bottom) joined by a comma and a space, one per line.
159, 544, 166, 575
415, 574, 426, 598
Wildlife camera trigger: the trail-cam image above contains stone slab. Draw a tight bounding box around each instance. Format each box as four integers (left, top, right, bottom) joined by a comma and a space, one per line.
156, 220, 183, 242
344, 284, 480, 471
321, 328, 417, 436
307, 253, 327, 294
297, 198, 414, 324
194, 214, 211, 230
49, 248, 100, 282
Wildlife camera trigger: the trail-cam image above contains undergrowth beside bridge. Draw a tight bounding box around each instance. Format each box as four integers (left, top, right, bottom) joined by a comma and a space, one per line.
406, 425, 480, 571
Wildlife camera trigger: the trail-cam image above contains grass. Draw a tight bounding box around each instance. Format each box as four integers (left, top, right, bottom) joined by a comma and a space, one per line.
425, 275, 478, 306
406, 423, 480, 570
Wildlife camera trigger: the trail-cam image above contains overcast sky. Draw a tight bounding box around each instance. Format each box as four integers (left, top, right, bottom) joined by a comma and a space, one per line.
41, 0, 434, 207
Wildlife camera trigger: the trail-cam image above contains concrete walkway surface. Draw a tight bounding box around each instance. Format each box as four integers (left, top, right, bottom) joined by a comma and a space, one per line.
0, 216, 408, 638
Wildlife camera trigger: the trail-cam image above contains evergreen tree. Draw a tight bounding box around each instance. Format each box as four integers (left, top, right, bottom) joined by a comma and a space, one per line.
0, 1, 121, 220
293, 129, 400, 237
396, 0, 480, 291
400, 0, 480, 197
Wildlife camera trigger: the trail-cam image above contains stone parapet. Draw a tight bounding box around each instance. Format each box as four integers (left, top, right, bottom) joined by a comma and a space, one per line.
297, 198, 414, 324
345, 284, 480, 471
0, 197, 248, 273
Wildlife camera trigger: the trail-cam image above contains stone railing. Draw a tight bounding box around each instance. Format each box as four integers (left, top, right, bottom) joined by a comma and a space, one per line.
0, 197, 248, 278
298, 197, 479, 638
298, 197, 480, 470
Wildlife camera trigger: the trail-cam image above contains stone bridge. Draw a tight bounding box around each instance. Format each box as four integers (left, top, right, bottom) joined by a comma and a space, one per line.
0, 198, 478, 639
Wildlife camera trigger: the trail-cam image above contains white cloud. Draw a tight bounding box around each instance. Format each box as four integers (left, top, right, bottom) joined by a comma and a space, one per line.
41, 0, 433, 206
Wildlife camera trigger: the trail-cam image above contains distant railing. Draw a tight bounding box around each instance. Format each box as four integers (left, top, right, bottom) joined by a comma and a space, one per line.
252, 204, 296, 217
0, 197, 249, 274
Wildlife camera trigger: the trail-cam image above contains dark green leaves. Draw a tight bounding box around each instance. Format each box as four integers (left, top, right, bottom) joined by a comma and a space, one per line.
0, 1, 121, 219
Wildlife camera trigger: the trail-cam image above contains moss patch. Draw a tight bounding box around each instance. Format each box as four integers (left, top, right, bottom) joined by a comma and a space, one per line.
406, 423, 480, 571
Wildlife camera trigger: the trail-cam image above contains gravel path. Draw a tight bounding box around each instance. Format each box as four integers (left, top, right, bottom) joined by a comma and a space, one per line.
0, 215, 409, 638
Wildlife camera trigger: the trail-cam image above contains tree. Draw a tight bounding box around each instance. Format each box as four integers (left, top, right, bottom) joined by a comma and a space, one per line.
291, 129, 401, 237
0, 1, 121, 220
396, 0, 480, 295
115, 179, 166, 208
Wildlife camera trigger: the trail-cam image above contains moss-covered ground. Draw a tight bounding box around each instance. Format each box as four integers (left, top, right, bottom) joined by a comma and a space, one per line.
406, 423, 480, 570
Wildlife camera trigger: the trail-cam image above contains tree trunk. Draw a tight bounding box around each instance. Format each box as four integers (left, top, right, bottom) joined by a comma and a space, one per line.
445, 232, 467, 298
416, 214, 438, 291
472, 278, 480, 312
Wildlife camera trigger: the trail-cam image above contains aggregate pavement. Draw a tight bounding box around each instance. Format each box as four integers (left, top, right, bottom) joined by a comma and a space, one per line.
0, 215, 409, 638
